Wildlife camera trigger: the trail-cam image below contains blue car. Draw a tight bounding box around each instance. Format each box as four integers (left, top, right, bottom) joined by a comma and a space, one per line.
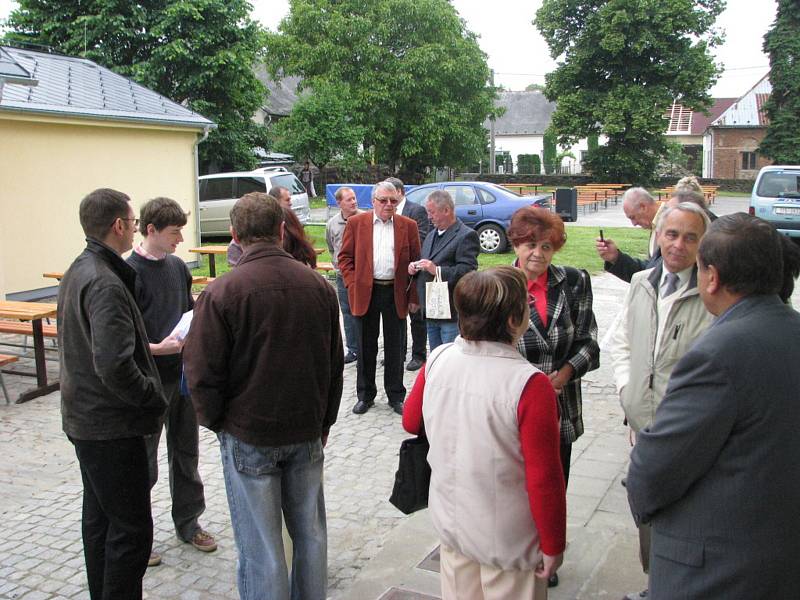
405, 181, 550, 253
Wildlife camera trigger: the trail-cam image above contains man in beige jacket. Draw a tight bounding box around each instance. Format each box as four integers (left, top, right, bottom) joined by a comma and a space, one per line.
609, 202, 713, 600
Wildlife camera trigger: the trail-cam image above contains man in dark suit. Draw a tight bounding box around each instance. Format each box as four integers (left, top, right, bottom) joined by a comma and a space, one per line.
409, 190, 479, 350
386, 177, 430, 371
339, 181, 421, 415
626, 213, 800, 599
596, 187, 663, 282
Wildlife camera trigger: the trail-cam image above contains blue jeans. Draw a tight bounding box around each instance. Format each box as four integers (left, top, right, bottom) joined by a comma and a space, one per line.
219, 432, 327, 600
336, 274, 359, 355
427, 321, 459, 351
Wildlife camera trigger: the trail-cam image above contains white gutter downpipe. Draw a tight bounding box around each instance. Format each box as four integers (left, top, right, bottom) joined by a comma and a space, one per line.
193, 125, 212, 252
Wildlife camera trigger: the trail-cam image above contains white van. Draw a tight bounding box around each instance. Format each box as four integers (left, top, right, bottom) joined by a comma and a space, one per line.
198, 167, 310, 236
749, 165, 800, 238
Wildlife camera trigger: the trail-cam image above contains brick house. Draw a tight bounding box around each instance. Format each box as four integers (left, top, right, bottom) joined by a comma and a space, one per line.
664, 98, 736, 174
702, 74, 772, 179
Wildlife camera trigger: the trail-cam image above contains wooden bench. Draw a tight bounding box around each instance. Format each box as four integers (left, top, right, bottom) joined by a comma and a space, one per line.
657, 185, 719, 205
0, 320, 59, 355
0, 321, 58, 338
0, 353, 20, 404
575, 187, 617, 209
575, 190, 603, 212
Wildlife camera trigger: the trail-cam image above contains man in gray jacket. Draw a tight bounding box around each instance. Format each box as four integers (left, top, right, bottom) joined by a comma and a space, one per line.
58, 188, 166, 600
609, 202, 712, 600
409, 190, 479, 349
627, 213, 800, 599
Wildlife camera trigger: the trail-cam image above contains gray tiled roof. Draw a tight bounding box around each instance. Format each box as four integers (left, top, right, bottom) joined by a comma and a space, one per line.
489, 90, 556, 135
0, 46, 214, 129
254, 65, 302, 117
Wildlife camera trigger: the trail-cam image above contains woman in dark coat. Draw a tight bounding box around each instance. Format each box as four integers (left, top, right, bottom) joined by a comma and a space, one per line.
508, 206, 600, 586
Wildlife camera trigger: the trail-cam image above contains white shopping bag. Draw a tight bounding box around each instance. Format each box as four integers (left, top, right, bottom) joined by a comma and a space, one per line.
425, 267, 451, 320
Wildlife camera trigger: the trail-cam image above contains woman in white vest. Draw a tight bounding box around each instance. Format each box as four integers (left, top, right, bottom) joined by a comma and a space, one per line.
403, 266, 566, 599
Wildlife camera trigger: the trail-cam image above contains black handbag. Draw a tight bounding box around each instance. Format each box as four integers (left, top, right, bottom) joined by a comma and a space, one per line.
389, 428, 431, 515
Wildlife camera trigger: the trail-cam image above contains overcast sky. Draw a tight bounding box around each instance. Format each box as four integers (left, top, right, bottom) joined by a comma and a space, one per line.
1, 0, 775, 98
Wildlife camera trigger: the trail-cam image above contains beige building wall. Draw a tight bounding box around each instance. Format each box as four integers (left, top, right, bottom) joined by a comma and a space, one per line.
0, 113, 203, 298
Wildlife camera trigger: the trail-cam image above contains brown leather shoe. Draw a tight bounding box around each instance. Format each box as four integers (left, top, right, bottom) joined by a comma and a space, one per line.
148, 551, 162, 567
190, 530, 217, 553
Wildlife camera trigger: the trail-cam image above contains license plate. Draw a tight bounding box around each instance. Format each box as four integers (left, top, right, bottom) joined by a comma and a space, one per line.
774, 207, 800, 215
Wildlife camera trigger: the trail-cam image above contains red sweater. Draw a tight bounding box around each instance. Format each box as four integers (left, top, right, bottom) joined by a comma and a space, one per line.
403, 367, 566, 555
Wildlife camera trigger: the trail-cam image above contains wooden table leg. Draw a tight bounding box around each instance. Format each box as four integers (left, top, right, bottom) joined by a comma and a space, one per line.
208, 254, 217, 278
16, 318, 60, 404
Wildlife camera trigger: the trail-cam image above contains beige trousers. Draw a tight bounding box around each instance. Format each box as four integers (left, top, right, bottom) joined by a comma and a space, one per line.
439, 544, 548, 600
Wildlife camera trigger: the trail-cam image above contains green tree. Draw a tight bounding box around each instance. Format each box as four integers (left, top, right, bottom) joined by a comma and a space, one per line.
272, 81, 365, 170
535, 0, 724, 184
7, 0, 269, 172
543, 129, 557, 174
759, 0, 800, 164
266, 0, 497, 173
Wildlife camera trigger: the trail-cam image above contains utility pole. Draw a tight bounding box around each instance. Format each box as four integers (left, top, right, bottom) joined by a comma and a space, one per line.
489, 69, 496, 175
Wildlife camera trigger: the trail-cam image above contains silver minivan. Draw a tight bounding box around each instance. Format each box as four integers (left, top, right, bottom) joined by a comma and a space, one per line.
198, 167, 310, 236
750, 165, 800, 238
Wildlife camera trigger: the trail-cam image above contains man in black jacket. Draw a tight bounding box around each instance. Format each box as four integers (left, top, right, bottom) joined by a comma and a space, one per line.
58, 188, 166, 600
596, 187, 663, 283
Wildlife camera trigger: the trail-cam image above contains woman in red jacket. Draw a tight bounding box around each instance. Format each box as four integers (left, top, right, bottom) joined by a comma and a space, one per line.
403, 266, 566, 600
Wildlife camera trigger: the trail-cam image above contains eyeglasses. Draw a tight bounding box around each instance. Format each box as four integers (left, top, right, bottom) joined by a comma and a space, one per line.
117, 217, 140, 227
374, 197, 399, 205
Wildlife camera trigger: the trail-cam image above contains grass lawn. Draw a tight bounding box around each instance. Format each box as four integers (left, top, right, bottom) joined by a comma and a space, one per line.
477, 225, 648, 273
191, 224, 648, 280
309, 196, 327, 209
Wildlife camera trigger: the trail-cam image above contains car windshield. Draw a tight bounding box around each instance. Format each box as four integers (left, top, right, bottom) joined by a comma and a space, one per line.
757, 172, 800, 199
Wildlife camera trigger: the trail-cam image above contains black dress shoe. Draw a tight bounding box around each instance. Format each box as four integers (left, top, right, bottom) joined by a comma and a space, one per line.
548, 573, 559, 588
389, 401, 404, 415
352, 400, 373, 415
344, 352, 357, 364
405, 358, 424, 371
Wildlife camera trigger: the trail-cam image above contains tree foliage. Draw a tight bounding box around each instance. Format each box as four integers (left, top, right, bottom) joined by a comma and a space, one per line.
759, 0, 800, 164
535, 0, 724, 184
272, 81, 365, 169
7, 0, 269, 172
543, 129, 557, 174
266, 0, 497, 173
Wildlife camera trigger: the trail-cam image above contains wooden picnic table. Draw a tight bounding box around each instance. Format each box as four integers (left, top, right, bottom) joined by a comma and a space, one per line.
502, 183, 543, 195
45, 272, 212, 285
188, 246, 229, 278
0, 300, 59, 404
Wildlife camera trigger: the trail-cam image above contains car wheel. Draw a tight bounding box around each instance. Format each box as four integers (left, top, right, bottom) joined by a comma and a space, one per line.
477, 224, 507, 254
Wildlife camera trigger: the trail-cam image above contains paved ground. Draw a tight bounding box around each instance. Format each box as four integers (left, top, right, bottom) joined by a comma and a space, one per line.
0, 195, 759, 599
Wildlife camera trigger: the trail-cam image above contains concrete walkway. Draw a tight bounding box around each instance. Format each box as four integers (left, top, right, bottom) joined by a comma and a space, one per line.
0, 195, 759, 599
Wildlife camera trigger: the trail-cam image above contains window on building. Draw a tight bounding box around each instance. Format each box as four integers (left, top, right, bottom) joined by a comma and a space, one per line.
741, 151, 758, 171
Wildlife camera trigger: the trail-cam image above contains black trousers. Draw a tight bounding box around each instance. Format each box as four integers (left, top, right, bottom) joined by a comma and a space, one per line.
71, 436, 152, 600
560, 439, 572, 489
145, 377, 206, 542
356, 284, 406, 405
405, 308, 427, 361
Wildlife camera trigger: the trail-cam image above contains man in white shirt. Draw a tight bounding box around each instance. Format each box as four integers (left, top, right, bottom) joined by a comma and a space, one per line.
609, 202, 712, 599
338, 181, 421, 415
